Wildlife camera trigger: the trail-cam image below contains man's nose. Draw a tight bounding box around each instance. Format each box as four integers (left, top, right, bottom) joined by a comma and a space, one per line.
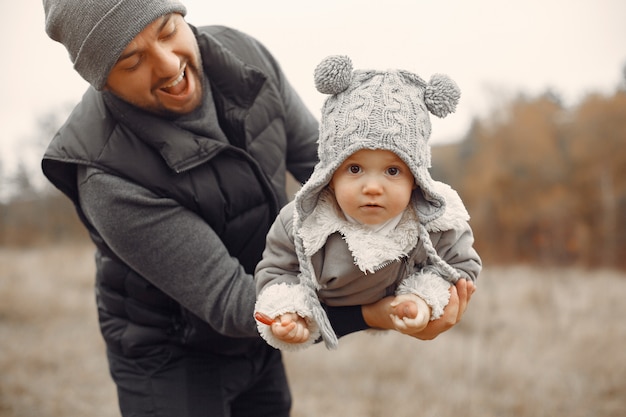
152, 45, 180, 78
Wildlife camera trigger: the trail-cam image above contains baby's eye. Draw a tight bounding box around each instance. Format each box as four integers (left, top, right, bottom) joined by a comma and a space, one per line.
387, 167, 400, 176
348, 165, 361, 174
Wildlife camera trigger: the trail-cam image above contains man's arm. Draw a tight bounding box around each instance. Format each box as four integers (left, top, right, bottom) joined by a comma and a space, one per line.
325, 278, 475, 340
77, 166, 258, 337
362, 279, 476, 340
249, 34, 319, 184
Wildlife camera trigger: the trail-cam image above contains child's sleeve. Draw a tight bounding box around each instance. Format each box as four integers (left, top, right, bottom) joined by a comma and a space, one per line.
430, 221, 482, 283
254, 203, 301, 295
426, 182, 482, 283
397, 182, 482, 320
253, 203, 321, 350
396, 271, 452, 320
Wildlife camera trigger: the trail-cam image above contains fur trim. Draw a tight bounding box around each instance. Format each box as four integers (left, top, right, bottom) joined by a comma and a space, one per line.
396, 271, 452, 319
298, 190, 344, 256
289, 180, 469, 349
299, 190, 420, 273
426, 182, 470, 233
254, 283, 321, 351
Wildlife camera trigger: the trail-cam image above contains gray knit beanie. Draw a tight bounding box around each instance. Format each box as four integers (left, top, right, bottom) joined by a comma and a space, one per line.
43, 0, 187, 90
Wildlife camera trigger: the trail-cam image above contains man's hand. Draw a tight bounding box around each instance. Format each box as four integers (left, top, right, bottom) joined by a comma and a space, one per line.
410, 279, 475, 340
389, 295, 431, 333
363, 279, 476, 340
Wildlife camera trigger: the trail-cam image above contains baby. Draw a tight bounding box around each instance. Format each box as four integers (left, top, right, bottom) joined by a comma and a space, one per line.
254, 55, 481, 350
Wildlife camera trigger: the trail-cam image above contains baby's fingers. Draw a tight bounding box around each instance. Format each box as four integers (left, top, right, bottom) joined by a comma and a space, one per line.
390, 299, 418, 320
390, 314, 410, 332
271, 316, 310, 343
289, 324, 310, 343
271, 321, 297, 338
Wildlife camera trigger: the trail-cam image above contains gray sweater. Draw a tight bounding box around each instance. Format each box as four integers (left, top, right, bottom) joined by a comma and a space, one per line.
77, 165, 259, 337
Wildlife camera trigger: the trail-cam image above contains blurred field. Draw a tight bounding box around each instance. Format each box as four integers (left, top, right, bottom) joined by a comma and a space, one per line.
1, 245, 624, 417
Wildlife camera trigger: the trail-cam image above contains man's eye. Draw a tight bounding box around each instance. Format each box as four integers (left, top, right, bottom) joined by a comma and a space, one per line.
123, 60, 141, 71
161, 30, 176, 40
114, 53, 143, 72
160, 24, 178, 40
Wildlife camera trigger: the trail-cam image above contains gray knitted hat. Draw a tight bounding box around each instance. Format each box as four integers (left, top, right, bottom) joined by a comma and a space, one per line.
293, 55, 461, 349
296, 55, 461, 224
43, 0, 187, 90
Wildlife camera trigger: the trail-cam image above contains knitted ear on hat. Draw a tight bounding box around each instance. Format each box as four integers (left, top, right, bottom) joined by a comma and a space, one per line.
314, 55, 354, 95
424, 74, 461, 118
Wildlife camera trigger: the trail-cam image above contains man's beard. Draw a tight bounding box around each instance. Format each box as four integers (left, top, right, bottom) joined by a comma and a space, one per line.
111, 52, 204, 118
149, 61, 204, 118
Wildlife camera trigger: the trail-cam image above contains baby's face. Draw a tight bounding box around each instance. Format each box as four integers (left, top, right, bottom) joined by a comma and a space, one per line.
329, 149, 415, 225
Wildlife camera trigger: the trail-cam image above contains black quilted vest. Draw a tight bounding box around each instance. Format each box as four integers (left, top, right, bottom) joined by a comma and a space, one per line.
42, 26, 308, 357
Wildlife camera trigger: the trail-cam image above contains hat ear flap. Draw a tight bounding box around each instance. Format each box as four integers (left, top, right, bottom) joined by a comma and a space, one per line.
314, 55, 354, 95
424, 74, 461, 118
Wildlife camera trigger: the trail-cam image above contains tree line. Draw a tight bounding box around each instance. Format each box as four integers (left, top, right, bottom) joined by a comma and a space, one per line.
1, 85, 625, 271
432, 88, 626, 270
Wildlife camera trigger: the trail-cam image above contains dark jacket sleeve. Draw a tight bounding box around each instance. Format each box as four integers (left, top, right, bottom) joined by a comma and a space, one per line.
325, 305, 369, 337
275, 64, 319, 184
254, 35, 319, 183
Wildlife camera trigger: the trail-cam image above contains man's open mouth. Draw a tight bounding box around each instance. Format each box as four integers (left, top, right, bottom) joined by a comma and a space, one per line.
160, 64, 187, 95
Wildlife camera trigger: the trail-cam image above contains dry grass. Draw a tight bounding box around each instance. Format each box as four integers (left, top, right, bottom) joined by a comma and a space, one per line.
1, 245, 625, 417
0, 245, 117, 417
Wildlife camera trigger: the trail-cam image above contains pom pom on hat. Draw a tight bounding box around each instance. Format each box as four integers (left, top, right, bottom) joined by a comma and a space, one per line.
314, 55, 354, 95
424, 74, 461, 118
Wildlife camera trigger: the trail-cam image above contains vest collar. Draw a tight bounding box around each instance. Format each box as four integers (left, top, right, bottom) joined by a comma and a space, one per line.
195, 26, 267, 109
102, 26, 268, 173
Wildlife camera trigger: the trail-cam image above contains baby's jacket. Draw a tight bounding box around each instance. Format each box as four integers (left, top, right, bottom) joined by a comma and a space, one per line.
255, 181, 481, 351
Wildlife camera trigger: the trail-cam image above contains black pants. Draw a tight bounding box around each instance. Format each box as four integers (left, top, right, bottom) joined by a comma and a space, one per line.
107, 343, 291, 417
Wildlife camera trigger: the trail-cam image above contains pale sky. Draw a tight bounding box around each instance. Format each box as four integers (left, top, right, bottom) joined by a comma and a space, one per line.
2, 0, 625, 183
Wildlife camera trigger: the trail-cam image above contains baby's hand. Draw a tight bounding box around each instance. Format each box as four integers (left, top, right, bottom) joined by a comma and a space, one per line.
270, 313, 310, 344
390, 294, 431, 333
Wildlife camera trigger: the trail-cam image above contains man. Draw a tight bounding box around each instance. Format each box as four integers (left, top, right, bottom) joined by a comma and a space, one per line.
41, 1, 475, 416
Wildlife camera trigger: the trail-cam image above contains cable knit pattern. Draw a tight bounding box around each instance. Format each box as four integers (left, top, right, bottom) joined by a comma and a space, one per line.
300, 55, 461, 225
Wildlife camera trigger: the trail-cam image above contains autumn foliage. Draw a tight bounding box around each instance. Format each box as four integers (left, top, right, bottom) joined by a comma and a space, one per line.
432, 89, 626, 270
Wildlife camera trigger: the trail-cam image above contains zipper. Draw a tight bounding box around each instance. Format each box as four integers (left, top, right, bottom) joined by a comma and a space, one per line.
372, 256, 407, 273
